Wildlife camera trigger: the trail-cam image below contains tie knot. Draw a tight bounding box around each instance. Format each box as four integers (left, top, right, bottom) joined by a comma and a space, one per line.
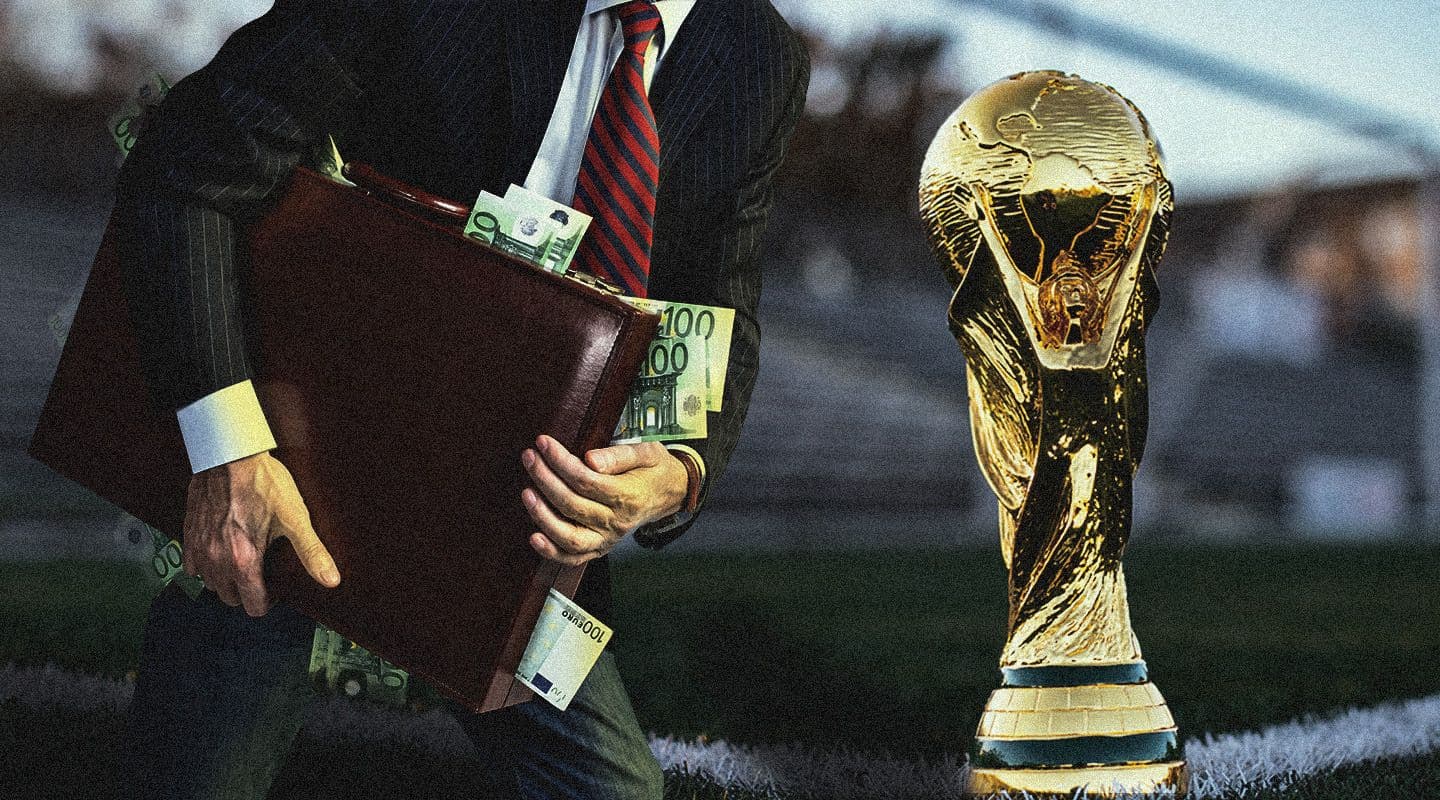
616, 1, 661, 48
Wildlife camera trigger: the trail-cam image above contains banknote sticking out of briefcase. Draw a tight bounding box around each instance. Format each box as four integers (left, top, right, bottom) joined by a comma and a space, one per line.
28, 163, 659, 713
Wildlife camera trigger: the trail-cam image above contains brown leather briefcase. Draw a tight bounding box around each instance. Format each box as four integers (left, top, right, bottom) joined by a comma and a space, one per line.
28, 164, 658, 713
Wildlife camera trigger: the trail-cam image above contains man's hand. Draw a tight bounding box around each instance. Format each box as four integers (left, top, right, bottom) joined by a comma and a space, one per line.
521, 435, 688, 565
182, 451, 340, 617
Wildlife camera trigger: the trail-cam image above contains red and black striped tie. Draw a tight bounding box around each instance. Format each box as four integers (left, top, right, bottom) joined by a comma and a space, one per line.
571, 0, 663, 298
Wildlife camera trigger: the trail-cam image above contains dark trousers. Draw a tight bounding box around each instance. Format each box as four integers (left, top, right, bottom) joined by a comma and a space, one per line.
116, 583, 663, 800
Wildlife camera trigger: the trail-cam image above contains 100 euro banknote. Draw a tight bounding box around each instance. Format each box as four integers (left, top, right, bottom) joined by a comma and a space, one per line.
514, 590, 611, 711
464, 186, 592, 273
612, 329, 708, 444
112, 514, 204, 599
464, 190, 560, 265
502, 185, 592, 274
619, 297, 735, 412
108, 73, 171, 162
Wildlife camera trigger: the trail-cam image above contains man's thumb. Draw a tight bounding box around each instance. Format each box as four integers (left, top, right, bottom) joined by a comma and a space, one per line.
586, 443, 658, 474
274, 505, 341, 588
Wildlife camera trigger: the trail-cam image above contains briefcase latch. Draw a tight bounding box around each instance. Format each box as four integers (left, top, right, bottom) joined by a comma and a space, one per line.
561, 270, 624, 296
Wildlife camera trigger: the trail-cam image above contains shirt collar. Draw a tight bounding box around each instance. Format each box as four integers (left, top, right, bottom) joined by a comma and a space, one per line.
584, 0, 694, 54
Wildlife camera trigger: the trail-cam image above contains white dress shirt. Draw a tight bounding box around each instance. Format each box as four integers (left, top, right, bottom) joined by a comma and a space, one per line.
177, 0, 704, 494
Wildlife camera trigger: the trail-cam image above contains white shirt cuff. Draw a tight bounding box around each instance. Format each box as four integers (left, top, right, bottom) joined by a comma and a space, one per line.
174, 379, 277, 473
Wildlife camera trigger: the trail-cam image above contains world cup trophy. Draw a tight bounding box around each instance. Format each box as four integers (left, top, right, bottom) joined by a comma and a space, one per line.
919, 72, 1185, 797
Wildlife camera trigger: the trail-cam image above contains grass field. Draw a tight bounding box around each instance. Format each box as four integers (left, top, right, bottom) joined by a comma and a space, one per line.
2, 543, 1439, 798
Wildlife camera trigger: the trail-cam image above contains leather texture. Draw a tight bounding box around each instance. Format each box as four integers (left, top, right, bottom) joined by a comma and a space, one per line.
30, 166, 658, 713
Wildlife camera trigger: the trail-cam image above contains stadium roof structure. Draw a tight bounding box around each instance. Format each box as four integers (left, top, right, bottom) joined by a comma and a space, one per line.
780, 0, 1440, 199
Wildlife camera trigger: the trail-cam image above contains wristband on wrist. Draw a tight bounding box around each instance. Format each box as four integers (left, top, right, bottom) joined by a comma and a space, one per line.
673, 450, 702, 514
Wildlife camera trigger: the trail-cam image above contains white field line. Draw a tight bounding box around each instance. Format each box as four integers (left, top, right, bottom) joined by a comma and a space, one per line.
4, 662, 1440, 798
649, 693, 1440, 798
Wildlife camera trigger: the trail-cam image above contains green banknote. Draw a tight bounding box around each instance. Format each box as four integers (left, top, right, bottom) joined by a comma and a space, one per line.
108, 73, 171, 161
613, 329, 708, 444
308, 626, 410, 707
515, 589, 611, 711
120, 519, 408, 707
464, 190, 559, 266
502, 185, 592, 274
619, 298, 735, 412
114, 515, 204, 599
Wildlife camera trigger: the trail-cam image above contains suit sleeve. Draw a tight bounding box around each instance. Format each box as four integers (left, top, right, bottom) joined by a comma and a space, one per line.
632, 25, 811, 550
114, 0, 376, 411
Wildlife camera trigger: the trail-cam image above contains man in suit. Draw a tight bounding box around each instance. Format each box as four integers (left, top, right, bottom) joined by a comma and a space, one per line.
112, 1, 808, 798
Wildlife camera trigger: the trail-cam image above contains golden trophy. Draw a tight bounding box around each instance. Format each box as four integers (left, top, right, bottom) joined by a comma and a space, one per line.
919, 72, 1185, 797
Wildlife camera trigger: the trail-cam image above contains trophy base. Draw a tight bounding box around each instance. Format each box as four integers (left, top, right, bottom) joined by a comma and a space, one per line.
968, 761, 1188, 797
965, 662, 1187, 797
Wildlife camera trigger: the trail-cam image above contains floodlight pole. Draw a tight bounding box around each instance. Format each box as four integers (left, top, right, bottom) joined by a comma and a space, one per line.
1418, 165, 1440, 535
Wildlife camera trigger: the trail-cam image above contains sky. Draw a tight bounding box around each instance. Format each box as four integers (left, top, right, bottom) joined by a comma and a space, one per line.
779, 0, 1440, 199
4, 0, 1436, 200
1, 0, 269, 92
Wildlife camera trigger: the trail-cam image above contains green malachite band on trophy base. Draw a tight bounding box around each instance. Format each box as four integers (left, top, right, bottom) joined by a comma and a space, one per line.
971, 730, 1180, 770
1001, 662, 1150, 687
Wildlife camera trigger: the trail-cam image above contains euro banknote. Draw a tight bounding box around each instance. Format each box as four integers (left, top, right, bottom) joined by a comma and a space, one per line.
307, 625, 410, 707
502, 184, 592, 274
619, 297, 735, 412
465, 185, 592, 273
108, 73, 170, 162
464, 190, 561, 265
612, 328, 708, 444
515, 589, 611, 711
113, 515, 204, 600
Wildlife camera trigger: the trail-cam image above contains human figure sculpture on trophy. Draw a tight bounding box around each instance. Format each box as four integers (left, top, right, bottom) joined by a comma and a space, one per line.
919, 71, 1187, 797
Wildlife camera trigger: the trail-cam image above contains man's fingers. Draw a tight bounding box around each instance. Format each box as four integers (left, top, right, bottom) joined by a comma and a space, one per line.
234, 570, 272, 617
284, 529, 341, 588
523, 448, 610, 528
181, 502, 207, 578
584, 442, 662, 475
203, 569, 235, 604
535, 435, 614, 502
528, 532, 595, 566
272, 507, 341, 588
211, 576, 242, 607
522, 489, 605, 557
228, 536, 271, 617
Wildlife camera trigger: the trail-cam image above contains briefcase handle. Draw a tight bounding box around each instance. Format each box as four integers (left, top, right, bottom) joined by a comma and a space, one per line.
341, 162, 471, 225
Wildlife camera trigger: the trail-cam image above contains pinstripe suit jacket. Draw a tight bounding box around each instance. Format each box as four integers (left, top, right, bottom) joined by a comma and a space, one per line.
114, 0, 810, 561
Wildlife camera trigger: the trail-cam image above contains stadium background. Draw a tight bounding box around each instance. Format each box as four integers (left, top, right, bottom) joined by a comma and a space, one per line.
2, 2, 1438, 798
